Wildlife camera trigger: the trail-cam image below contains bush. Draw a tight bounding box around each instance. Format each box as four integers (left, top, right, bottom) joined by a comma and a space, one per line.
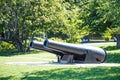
0, 41, 15, 51
103, 28, 113, 41
34, 37, 44, 42
49, 37, 65, 42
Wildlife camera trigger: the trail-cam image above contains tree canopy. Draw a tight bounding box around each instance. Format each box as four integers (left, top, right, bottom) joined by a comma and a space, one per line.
0, 0, 120, 51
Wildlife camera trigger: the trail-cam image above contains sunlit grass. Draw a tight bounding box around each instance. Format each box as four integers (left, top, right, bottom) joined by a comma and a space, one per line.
99, 44, 120, 63
0, 50, 57, 63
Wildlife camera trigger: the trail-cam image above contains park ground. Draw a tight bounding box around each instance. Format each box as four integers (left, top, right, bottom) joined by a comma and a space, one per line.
0, 42, 120, 80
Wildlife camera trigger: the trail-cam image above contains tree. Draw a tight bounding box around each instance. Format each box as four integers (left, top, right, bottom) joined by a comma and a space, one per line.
37, 0, 90, 43
112, 27, 120, 48
0, 0, 41, 52
1, 0, 110, 52
99, 0, 120, 47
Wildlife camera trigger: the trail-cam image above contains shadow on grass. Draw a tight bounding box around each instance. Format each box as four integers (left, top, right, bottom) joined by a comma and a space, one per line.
100, 45, 120, 63
1, 67, 119, 80
0, 49, 44, 57
0, 76, 14, 80
20, 67, 120, 80
101, 46, 119, 51
106, 53, 120, 63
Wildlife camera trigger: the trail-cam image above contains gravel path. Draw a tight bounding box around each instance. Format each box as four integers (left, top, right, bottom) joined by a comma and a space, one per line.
5, 62, 120, 67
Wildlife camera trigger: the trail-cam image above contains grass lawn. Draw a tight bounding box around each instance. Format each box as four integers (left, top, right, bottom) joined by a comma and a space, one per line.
0, 43, 120, 80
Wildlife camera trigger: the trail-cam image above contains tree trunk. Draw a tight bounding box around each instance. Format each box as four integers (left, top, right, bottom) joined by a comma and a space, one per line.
14, 42, 24, 52
114, 34, 120, 48
12, 40, 29, 52
117, 40, 120, 48
0, 31, 30, 52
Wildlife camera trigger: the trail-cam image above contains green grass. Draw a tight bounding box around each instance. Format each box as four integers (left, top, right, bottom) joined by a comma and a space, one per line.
0, 50, 57, 63
86, 42, 120, 63
0, 43, 120, 80
100, 44, 120, 63
0, 66, 120, 80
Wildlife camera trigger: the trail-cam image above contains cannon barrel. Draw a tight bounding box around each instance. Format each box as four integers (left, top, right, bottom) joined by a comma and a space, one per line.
29, 40, 64, 56
44, 39, 107, 63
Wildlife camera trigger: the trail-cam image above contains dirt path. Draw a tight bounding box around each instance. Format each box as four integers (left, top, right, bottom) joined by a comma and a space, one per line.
5, 62, 120, 67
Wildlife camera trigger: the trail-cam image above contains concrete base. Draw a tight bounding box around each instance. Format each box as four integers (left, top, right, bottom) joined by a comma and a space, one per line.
84, 53, 98, 63
60, 55, 73, 63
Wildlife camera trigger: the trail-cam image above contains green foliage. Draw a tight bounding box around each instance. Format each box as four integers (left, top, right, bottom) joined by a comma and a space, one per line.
79, 0, 120, 34
0, 0, 40, 51
1, 0, 120, 51
113, 27, 120, 34
50, 37, 65, 42
0, 41, 14, 51
103, 28, 113, 41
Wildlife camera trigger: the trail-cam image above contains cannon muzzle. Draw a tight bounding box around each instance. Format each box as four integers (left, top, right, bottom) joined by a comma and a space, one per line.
30, 40, 64, 56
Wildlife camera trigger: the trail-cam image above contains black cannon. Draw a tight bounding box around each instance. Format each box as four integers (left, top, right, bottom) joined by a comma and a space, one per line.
30, 39, 107, 63
30, 40, 65, 56
43, 39, 107, 63
30, 40, 66, 62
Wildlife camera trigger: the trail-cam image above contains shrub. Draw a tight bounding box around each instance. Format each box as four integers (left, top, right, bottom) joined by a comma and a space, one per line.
103, 28, 113, 41
0, 41, 15, 51
50, 37, 65, 42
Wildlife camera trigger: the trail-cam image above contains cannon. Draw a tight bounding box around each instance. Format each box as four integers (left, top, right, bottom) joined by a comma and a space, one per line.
30, 40, 65, 56
30, 39, 107, 63
43, 39, 107, 63
30, 40, 69, 62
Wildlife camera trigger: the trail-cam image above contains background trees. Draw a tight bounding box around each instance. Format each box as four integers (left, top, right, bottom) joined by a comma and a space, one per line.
0, 0, 120, 52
